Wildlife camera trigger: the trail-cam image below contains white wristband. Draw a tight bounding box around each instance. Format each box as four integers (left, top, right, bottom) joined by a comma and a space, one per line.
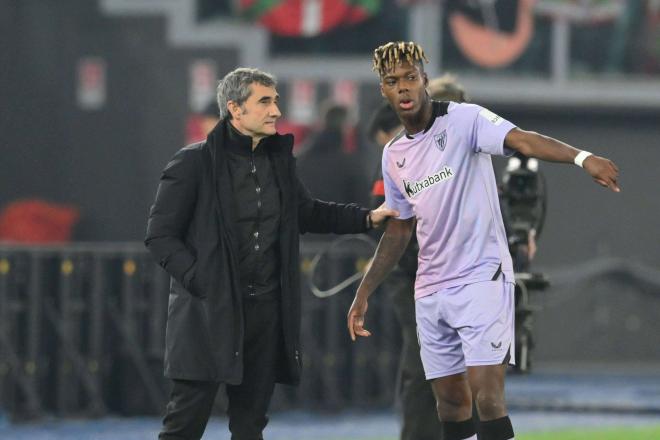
574, 151, 592, 168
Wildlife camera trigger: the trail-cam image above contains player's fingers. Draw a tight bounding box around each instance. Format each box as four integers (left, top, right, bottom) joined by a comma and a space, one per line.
353, 316, 371, 338
380, 208, 399, 217
609, 177, 621, 193
595, 178, 608, 188
347, 314, 356, 341
350, 315, 364, 341
346, 310, 355, 341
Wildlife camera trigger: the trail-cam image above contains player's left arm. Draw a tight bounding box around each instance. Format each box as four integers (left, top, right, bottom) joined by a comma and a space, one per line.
504, 127, 620, 193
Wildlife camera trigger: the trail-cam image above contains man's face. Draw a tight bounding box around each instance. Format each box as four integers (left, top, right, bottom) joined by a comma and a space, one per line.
380, 61, 428, 119
229, 83, 281, 140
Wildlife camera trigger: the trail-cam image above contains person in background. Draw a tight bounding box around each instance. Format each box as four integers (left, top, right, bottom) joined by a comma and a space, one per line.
296, 102, 368, 205
199, 100, 220, 135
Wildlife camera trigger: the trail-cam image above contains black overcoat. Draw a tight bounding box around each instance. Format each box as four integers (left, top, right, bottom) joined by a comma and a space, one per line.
145, 119, 369, 385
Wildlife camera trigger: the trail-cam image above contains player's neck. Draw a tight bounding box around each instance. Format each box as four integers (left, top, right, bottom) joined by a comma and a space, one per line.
402, 98, 433, 136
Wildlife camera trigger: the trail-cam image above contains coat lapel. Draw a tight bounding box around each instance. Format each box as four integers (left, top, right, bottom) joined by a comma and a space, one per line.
267, 133, 295, 223
207, 123, 240, 258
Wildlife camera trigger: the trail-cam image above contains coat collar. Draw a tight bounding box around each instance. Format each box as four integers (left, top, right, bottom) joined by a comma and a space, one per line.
208, 118, 295, 156
205, 119, 295, 240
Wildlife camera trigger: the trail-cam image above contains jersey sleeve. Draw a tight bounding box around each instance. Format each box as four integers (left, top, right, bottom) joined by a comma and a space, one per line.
470, 105, 516, 157
382, 150, 414, 220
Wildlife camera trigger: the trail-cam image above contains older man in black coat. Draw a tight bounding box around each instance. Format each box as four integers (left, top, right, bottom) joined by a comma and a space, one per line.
145, 67, 396, 440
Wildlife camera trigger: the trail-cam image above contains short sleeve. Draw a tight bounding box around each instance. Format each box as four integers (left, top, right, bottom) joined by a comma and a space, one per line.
382, 151, 414, 220
471, 105, 517, 157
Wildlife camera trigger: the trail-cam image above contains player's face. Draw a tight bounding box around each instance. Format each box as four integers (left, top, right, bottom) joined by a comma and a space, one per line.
229, 83, 281, 140
380, 61, 428, 118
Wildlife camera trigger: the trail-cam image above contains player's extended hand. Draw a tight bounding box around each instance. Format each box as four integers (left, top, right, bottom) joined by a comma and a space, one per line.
347, 296, 371, 341
583, 155, 620, 192
369, 204, 399, 228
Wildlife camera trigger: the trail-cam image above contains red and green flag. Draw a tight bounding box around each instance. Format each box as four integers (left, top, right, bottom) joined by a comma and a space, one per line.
239, 0, 380, 37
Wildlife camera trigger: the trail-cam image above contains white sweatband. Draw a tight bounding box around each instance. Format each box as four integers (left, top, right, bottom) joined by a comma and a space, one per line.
574, 151, 593, 168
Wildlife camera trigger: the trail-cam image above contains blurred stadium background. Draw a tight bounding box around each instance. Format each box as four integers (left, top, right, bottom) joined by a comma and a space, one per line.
1, 0, 659, 438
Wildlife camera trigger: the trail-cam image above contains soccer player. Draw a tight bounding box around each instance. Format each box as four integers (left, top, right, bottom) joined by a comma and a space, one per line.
348, 41, 620, 440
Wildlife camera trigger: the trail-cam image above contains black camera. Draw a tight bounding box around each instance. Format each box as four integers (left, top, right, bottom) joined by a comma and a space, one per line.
500, 152, 549, 373
500, 153, 546, 272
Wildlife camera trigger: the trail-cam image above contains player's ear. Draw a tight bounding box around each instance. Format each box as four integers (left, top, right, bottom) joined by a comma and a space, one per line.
380, 82, 386, 98
422, 72, 428, 87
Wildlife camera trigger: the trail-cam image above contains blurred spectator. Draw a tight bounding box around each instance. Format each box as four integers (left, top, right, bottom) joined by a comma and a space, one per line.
0, 199, 79, 243
296, 102, 368, 204
185, 100, 220, 143
428, 73, 469, 102
198, 100, 220, 135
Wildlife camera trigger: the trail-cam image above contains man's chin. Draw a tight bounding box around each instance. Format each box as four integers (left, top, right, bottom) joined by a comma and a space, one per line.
396, 105, 417, 118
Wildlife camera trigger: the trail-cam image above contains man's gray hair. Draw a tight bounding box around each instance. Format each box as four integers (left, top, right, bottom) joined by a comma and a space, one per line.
216, 67, 277, 120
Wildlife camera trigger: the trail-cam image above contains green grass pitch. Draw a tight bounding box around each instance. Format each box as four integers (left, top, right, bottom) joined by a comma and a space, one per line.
519, 425, 660, 440
327, 425, 660, 440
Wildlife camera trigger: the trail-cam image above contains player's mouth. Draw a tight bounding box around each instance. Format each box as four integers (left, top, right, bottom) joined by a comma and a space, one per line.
399, 99, 414, 111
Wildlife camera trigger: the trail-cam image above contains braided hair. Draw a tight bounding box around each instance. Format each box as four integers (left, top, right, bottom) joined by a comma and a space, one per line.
372, 41, 429, 78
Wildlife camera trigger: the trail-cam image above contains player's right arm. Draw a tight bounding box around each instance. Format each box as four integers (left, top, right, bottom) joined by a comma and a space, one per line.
347, 217, 414, 341
504, 128, 620, 192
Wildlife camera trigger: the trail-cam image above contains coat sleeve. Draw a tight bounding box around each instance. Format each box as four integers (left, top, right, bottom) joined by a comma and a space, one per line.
145, 148, 199, 290
296, 175, 370, 235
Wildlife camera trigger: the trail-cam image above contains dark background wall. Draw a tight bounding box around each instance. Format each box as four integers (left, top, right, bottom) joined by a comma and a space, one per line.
0, 0, 236, 241
1, 0, 658, 268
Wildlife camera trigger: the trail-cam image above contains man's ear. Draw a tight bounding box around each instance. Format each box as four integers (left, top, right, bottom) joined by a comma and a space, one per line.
422, 72, 428, 87
380, 83, 385, 98
227, 100, 240, 120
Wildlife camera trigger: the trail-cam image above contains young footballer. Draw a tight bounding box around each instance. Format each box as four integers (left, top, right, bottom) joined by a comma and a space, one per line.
347, 41, 620, 440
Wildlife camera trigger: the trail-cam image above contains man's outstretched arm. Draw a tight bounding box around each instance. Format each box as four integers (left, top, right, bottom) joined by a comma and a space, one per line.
347, 217, 415, 341
505, 127, 620, 192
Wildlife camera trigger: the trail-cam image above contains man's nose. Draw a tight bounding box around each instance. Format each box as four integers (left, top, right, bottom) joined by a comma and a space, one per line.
271, 104, 282, 118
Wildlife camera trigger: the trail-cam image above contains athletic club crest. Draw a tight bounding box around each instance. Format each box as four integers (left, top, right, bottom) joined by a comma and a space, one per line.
434, 130, 447, 151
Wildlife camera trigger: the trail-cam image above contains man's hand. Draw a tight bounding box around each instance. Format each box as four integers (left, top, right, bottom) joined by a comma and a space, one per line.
583, 155, 620, 192
369, 204, 399, 228
347, 296, 371, 341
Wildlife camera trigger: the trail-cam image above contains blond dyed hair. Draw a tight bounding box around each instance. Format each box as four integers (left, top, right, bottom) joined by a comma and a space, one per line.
372, 41, 429, 78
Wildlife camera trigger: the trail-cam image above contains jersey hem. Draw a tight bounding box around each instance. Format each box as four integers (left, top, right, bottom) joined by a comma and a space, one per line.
414, 269, 515, 300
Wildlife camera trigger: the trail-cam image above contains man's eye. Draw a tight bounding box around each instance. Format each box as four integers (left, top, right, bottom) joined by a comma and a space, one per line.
408, 75, 416, 81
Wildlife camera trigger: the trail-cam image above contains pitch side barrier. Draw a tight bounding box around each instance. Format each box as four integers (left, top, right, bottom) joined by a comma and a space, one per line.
0, 241, 399, 419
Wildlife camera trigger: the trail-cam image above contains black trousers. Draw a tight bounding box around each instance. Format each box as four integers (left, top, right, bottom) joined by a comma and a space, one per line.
159, 292, 283, 440
388, 271, 442, 440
